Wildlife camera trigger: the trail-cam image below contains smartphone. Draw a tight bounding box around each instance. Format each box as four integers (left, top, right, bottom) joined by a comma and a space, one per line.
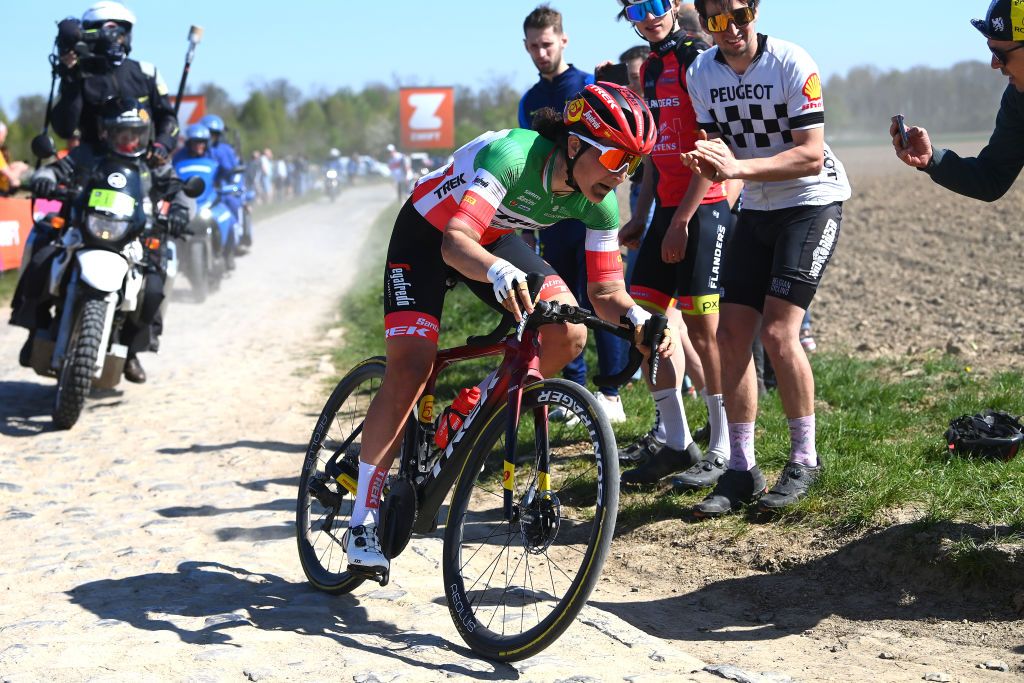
596, 62, 630, 87
893, 114, 909, 149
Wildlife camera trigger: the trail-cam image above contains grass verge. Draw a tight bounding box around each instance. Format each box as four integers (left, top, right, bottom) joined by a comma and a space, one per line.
330, 204, 1024, 536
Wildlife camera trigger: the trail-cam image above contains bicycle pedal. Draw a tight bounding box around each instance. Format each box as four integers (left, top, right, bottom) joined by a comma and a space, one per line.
347, 563, 389, 586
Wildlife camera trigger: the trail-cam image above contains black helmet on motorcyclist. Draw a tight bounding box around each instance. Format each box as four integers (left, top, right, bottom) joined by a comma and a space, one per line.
99, 96, 151, 158
81, 1, 136, 64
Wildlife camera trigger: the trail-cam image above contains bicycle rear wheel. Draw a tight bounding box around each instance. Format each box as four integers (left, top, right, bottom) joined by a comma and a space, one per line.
442, 378, 619, 661
296, 357, 385, 594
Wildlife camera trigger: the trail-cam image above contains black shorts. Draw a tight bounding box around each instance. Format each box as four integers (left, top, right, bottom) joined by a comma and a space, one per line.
721, 202, 843, 312
628, 199, 731, 316
382, 200, 569, 344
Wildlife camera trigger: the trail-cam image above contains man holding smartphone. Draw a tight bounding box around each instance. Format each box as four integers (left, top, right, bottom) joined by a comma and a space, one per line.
682, 0, 851, 516
892, 0, 1024, 201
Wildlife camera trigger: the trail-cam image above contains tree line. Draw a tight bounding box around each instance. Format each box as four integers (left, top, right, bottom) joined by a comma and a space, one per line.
1, 60, 1007, 163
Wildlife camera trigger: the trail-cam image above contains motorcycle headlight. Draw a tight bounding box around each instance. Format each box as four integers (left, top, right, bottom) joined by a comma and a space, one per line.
326, 169, 338, 179
199, 207, 213, 220
86, 213, 131, 241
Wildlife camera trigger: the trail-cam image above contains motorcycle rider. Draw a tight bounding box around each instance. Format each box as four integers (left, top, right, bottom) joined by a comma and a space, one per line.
51, 2, 179, 167
12, 97, 194, 382
173, 124, 238, 271
199, 114, 250, 247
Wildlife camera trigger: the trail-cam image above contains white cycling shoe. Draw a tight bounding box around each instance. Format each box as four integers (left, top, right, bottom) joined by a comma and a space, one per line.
347, 524, 390, 585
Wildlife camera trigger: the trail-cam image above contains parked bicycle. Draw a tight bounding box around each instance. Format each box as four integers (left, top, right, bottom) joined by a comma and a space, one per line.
296, 273, 666, 661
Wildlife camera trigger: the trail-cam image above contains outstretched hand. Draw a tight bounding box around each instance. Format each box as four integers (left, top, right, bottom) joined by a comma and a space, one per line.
681, 129, 736, 181
889, 119, 933, 168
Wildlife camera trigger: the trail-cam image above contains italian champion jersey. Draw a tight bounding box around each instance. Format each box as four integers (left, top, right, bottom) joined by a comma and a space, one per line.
686, 34, 852, 211
642, 31, 728, 207
411, 128, 623, 281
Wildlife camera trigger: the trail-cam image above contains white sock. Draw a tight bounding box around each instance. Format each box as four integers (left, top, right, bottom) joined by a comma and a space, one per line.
653, 388, 691, 450
704, 393, 729, 458
349, 460, 388, 528
652, 405, 667, 442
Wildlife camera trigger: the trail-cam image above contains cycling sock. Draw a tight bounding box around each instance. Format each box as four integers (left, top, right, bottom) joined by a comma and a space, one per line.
652, 405, 667, 442
705, 392, 729, 457
788, 414, 818, 467
727, 422, 756, 471
350, 460, 389, 528
653, 387, 691, 450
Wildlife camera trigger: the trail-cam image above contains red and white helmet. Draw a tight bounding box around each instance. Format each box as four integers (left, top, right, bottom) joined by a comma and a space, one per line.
563, 81, 656, 156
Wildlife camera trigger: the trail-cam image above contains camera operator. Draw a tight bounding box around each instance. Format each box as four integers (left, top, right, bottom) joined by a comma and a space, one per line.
51, 2, 179, 166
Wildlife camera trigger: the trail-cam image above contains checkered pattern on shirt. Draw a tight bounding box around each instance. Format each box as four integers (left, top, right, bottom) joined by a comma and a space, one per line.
709, 102, 794, 149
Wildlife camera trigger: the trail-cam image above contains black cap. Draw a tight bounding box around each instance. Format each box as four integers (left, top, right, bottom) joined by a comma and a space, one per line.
972, 0, 1024, 41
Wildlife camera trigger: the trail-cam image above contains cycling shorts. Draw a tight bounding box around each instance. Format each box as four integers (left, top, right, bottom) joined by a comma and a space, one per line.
383, 200, 570, 344
628, 199, 731, 316
722, 202, 843, 312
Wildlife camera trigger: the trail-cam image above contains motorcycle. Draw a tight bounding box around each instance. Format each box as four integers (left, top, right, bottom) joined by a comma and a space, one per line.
324, 167, 340, 202
24, 147, 202, 428
172, 155, 239, 302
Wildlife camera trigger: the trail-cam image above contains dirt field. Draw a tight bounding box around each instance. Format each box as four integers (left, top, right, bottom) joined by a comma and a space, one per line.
594, 140, 1024, 683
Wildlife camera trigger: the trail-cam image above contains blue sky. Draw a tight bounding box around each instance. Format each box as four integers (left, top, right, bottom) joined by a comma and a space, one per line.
0, 1, 996, 113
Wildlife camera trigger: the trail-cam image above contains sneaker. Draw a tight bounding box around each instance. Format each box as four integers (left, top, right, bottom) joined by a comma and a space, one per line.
594, 392, 626, 424
693, 466, 767, 518
691, 423, 710, 447
800, 327, 817, 353
618, 431, 664, 464
549, 406, 580, 428
346, 524, 390, 580
671, 453, 727, 491
758, 461, 822, 512
621, 441, 702, 487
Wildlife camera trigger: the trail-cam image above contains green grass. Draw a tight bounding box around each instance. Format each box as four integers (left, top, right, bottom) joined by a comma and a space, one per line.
0, 270, 17, 308
330, 204, 1024, 534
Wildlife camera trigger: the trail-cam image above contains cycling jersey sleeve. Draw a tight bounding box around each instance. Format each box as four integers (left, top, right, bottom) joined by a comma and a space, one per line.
686, 55, 716, 134
582, 193, 623, 283
450, 137, 526, 237
782, 45, 825, 131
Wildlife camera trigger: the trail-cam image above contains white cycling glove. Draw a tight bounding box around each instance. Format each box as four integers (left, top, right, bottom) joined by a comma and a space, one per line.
626, 304, 652, 329
486, 259, 528, 305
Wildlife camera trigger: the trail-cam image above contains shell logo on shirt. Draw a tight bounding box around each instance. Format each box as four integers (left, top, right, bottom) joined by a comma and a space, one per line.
802, 73, 822, 103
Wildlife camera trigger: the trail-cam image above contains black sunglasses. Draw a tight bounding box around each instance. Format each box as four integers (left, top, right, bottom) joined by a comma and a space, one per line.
991, 44, 1024, 66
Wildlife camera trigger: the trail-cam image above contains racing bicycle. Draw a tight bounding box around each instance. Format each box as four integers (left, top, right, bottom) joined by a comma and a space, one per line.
295, 273, 666, 661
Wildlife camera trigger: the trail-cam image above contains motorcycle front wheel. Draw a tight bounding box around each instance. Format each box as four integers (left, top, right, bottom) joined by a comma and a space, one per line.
52, 297, 107, 429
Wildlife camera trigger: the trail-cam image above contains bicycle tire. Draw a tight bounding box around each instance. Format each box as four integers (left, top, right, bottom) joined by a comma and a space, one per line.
441, 378, 619, 661
296, 357, 386, 594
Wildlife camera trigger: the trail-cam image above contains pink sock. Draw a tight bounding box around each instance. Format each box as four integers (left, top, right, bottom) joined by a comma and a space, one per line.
788, 415, 818, 467
727, 422, 756, 471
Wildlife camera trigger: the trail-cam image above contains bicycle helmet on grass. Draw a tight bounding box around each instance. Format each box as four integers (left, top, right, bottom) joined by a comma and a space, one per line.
945, 409, 1024, 461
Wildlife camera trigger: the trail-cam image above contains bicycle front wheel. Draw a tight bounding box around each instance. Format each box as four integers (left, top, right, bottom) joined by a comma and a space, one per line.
442, 378, 619, 661
296, 357, 385, 594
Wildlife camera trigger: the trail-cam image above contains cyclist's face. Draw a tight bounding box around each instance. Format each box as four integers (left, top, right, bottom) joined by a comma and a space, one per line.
705, 0, 757, 61
524, 27, 567, 76
569, 137, 629, 203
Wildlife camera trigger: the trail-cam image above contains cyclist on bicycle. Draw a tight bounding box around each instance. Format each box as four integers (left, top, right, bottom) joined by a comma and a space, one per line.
347, 81, 673, 578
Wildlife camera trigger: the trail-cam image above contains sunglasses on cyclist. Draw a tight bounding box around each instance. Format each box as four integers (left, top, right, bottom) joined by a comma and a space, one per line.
706, 6, 756, 33
573, 133, 643, 176
623, 0, 674, 23
990, 43, 1024, 66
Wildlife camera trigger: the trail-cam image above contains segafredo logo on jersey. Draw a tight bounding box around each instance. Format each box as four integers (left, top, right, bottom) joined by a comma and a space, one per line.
387, 263, 414, 307
469, 169, 506, 209
801, 73, 823, 111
